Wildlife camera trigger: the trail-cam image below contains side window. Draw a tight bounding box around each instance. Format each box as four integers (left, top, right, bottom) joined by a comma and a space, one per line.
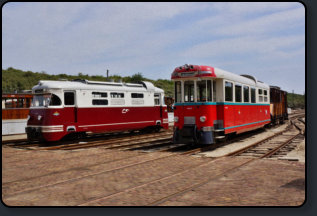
258, 89, 264, 102
251, 88, 256, 103
258, 89, 263, 95
131, 93, 144, 98
154, 93, 160, 105
263, 90, 268, 102
243, 86, 249, 103
64, 92, 74, 106
235, 84, 242, 102
92, 92, 107, 98
49, 94, 62, 106
225, 81, 233, 102
92, 99, 108, 105
110, 92, 124, 98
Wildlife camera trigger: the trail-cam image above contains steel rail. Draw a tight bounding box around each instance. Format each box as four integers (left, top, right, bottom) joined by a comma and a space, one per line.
44, 131, 172, 150
146, 129, 301, 206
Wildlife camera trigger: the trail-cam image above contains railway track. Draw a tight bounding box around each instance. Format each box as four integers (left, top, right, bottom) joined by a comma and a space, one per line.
3, 113, 305, 157
75, 122, 304, 206
144, 126, 305, 205
3, 115, 305, 206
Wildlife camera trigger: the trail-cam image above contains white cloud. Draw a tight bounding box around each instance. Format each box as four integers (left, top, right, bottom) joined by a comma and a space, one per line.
2, 2, 305, 93
214, 7, 304, 36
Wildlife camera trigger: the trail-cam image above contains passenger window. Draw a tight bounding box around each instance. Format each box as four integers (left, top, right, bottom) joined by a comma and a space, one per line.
92, 99, 108, 105
131, 93, 144, 98
154, 93, 160, 105
225, 81, 233, 102
251, 88, 256, 103
258, 89, 263, 95
243, 86, 249, 103
111, 92, 124, 98
264, 90, 267, 95
235, 84, 242, 102
64, 92, 74, 105
49, 94, 62, 106
259, 96, 263, 102
264, 96, 268, 102
92, 92, 107, 98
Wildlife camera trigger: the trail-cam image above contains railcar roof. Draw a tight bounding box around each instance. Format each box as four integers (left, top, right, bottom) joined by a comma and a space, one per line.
32, 80, 164, 93
214, 67, 270, 89
172, 64, 270, 89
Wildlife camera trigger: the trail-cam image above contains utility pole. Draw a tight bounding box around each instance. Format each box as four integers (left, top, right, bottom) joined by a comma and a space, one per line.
106, 69, 109, 79
292, 89, 294, 108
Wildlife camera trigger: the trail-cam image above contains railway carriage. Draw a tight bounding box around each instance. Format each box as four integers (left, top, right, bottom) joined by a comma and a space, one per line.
172, 64, 271, 145
270, 86, 288, 124
26, 79, 169, 142
2, 93, 33, 135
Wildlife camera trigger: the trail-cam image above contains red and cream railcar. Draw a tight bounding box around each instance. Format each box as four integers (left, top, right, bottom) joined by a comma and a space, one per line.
172, 64, 271, 145
26, 79, 168, 142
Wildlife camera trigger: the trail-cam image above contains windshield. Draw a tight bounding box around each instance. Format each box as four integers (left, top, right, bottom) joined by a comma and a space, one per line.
197, 80, 212, 102
31, 94, 61, 107
184, 81, 194, 102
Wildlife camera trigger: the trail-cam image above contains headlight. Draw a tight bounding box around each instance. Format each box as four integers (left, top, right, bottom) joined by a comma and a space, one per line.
174, 116, 179, 122
200, 116, 207, 122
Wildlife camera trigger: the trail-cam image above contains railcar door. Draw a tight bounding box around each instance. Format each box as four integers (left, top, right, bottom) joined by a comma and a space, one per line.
63, 91, 77, 131
154, 93, 162, 118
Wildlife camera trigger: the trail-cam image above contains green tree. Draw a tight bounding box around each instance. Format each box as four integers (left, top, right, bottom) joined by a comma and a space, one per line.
130, 72, 144, 83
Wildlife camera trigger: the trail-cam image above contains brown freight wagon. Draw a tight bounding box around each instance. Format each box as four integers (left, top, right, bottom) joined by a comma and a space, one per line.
269, 86, 288, 124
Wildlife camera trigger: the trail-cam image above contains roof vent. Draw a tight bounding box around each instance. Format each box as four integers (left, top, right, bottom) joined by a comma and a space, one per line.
240, 74, 257, 83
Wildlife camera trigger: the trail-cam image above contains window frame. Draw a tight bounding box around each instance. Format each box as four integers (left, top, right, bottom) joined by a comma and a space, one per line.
235, 84, 242, 103
92, 99, 108, 106
225, 81, 234, 102
131, 93, 144, 98
196, 80, 213, 102
64, 91, 75, 107
92, 92, 108, 98
49, 93, 62, 107
251, 87, 256, 103
184, 80, 195, 102
243, 85, 250, 103
110, 92, 125, 98
174, 81, 182, 103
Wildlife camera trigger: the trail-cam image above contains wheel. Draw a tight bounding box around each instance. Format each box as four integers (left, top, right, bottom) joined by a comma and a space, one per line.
154, 126, 161, 132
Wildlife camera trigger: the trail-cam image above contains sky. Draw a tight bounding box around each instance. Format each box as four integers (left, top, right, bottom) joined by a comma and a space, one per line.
2, 2, 305, 94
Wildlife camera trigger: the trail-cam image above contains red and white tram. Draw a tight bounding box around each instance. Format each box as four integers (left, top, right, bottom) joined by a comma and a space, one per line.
26, 79, 169, 142
172, 64, 271, 145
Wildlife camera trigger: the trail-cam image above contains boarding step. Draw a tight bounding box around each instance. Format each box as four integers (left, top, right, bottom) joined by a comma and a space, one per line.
214, 129, 224, 132
215, 136, 226, 139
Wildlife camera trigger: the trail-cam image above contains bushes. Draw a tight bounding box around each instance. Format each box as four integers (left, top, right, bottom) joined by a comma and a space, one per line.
2, 67, 174, 97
